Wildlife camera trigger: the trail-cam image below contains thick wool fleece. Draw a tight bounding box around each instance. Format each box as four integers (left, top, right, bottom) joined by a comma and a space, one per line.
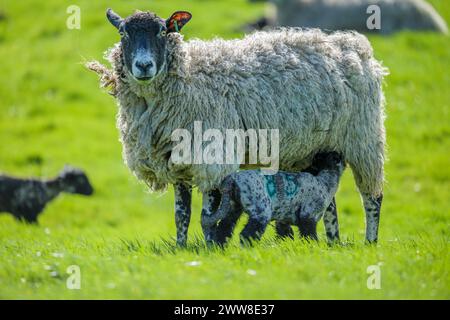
89, 28, 387, 196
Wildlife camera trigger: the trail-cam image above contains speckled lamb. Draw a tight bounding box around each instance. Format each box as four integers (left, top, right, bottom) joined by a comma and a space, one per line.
89, 9, 387, 245
0, 166, 93, 223
202, 152, 345, 245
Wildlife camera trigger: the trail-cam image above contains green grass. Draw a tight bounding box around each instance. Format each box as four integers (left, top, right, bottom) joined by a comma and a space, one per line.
0, 0, 449, 299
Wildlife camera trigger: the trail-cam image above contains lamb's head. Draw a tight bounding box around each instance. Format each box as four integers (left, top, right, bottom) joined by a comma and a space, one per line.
58, 166, 94, 196
311, 152, 346, 176
106, 8, 192, 83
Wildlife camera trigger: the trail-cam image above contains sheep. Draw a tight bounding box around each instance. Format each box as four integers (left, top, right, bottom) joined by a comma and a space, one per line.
250, 0, 448, 34
0, 166, 94, 223
202, 152, 345, 245
88, 9, 387, 245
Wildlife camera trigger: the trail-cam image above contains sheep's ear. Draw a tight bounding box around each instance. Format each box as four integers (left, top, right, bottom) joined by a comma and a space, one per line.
166, 11, 192, 33
106, 8, 123, 29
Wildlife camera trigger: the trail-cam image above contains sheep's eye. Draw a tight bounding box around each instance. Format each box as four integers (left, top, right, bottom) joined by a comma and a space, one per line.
159, 30, 167, 37
119, 28, 128, 38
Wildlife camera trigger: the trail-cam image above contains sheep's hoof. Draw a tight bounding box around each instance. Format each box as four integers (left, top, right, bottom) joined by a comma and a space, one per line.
176, 239, 187, 247
365, 238, 378, 245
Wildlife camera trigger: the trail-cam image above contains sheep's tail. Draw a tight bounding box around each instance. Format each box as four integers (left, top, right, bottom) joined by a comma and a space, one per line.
85, 60, 118, 96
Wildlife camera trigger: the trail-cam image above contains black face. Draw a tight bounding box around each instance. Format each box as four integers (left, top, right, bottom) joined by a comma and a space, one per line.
108, 10, 168, 82
312, 152, 345, 172
60, 169, 94, 196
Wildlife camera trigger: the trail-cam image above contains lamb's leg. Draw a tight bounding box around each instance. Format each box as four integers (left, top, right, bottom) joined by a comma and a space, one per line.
13, 205, 40, 224
240, 204, 271, 245
296, 203, 319, 241
361, 193, 383, 243
298, 218, 318, 241
16, 213, 39, 224
240, 215, 270, 245
323, 197, 340, 243
201, 188, 222, 243
275, 221, 294, 240
214, 202, 242, 246
174, 183, 192, 247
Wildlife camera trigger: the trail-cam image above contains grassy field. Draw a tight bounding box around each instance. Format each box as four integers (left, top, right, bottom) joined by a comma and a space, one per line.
0, 0, 449, 299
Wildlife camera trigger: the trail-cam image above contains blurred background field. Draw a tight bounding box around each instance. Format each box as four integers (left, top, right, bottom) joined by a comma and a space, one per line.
0, 0, 448, 299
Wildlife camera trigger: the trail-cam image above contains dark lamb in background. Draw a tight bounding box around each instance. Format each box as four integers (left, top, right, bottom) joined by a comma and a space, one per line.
0, 166, 94, 223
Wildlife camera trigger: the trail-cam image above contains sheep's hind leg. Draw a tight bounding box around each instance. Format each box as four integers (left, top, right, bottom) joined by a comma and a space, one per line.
201, 188, 222, 243
323, 197, 340, 243
174, 183, 192, 247
361, 193, 383, 244
346, 122, 385, 243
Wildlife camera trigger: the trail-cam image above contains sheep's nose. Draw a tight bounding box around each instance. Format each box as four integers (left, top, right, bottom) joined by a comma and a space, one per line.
135, 60, 153, 72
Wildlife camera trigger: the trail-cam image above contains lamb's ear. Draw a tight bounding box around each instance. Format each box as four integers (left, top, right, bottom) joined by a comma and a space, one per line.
62, 164, 76, 173
166, 11, 192, 33
106, 8, 123, 29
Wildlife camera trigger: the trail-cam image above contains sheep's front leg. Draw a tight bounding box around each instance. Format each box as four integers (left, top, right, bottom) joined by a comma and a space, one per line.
201, 189, 221, 243
174, 183, 192, 246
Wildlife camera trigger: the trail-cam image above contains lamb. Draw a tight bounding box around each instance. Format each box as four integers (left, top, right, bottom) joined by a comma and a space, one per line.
202, 152, 345, 245
0, 166, 94, 223
88, 9, 387, 245
250, 0, 448, 34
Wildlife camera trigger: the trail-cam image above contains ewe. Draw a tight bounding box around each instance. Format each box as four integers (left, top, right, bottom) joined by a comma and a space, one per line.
89, 9, 387, 245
